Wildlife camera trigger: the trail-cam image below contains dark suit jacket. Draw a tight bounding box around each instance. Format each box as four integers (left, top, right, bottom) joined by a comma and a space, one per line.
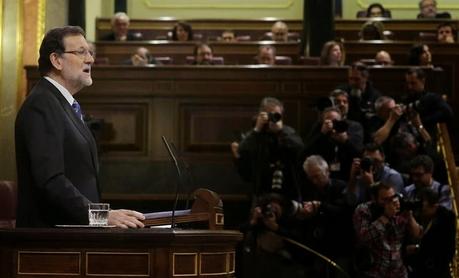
15, 78, 100, 227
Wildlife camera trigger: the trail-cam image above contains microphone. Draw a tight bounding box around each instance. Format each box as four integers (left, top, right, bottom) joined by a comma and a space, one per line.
161, 136, 182, 228
170, 141, 194, 210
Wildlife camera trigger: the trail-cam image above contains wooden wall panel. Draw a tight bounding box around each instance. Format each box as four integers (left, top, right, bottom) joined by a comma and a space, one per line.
84, 102, 149, 157
24, 66, 444, 202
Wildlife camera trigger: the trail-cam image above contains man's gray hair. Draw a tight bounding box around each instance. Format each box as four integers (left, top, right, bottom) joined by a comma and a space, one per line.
303, 155, 329, 174
111, 12, 130, 25
374, 95, 394, 112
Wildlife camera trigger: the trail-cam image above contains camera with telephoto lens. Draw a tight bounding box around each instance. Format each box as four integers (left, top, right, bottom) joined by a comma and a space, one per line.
398, 193, 422, 212
268, 112, 282, 123
332, 119, 348, 133
360, 157, 374, 172
404, 100, 423, 114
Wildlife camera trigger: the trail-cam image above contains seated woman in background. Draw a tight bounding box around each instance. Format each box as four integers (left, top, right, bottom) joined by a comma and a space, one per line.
171, 21, 194, 41
359, 21, 386, 40
408, 43, 433, 67
366, 3, 387, 17
320, 41, 345, 66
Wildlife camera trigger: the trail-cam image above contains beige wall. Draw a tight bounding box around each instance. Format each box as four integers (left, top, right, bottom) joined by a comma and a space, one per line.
128, 0, 303, 19
0, 0, 21, 180
343, 0, 459, 19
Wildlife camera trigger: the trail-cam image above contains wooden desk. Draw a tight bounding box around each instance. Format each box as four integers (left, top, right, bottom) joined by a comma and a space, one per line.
94, 41, 301, 65
0, 228, 242, 277
335, 19, 459, 41
25, 66, 443, 205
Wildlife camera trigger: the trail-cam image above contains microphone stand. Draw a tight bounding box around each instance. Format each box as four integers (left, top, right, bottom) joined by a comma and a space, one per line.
161, 136, 182, 229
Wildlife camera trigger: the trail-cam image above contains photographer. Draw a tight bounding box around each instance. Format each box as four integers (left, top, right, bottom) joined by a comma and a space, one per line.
243, 193, 309, 278
336, 62, 381, 125
403, 155, 452, 210
405, 188, 456, 278
301, 155, 357, 277
304, 107, 363, 181
237, 97, 304, 201
369, 96, 431, 157
403, 67, 453, 141
353, 182, 422, 278
349, 143, 404, 204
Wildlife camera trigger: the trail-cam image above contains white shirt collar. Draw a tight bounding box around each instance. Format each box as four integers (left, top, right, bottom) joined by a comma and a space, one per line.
44, 76, 75, 106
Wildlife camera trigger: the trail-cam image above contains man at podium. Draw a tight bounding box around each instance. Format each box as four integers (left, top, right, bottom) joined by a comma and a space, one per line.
15, 26, 144, 228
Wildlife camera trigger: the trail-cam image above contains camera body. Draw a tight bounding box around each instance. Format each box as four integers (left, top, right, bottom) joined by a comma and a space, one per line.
332, 119, 348, 133
268, 112, 282, 123
398, 193, 422, 212
360, 157, 374, 172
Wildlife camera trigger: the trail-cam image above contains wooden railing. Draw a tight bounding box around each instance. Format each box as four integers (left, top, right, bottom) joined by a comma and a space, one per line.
437, 123, 459, 277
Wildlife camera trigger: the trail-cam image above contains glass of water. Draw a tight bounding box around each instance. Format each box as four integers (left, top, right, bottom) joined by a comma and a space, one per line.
88, 203, 110, 226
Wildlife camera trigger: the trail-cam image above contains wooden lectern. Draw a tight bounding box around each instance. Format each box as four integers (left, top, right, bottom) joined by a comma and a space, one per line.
142, 188, 224, 230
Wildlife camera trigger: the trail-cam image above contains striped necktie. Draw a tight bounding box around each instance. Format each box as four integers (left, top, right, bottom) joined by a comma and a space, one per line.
71, 100, 84, 122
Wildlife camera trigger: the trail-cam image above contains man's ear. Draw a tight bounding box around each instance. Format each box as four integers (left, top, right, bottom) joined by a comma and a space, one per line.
49, 52, 63, 71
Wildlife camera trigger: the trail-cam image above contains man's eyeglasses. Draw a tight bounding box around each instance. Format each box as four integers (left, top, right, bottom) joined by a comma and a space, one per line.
62, 49, 94, 59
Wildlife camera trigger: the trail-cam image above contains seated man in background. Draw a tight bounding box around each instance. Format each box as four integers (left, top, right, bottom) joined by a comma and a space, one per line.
193, 43, 216, 65
417, 0, 451, 18
271, 21, 289, 42
403, 155, 452, 210
221, 30, 237, 42
375, 50, 393, 66
256, 45, 276, 65
353, 182, 422, 278
101, 12, 141, 41
437, 22, 456, 43
125, 47, 160, 66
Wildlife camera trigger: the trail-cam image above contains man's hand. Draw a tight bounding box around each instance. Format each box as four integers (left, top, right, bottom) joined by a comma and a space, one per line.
249, 206, 279, 231
388, 105, 403, 123
230, 141, 240, 158
254, 112, 268, 132
321, 119, 333, 134
108, 209, 145, 228
131, 54, 148, 66
361, 166, 375, 187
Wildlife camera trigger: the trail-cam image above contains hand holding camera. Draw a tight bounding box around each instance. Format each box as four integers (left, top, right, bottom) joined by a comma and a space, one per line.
389, 104, 404, 123
351, 157, 375, 186
254, 111, 283, 133
250, 203, 280, 232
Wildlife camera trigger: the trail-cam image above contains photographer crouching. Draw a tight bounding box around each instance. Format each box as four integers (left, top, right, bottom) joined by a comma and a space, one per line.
242, 193, 310, 278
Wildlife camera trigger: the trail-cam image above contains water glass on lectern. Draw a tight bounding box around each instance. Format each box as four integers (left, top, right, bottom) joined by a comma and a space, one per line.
88, 203, 110, 226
